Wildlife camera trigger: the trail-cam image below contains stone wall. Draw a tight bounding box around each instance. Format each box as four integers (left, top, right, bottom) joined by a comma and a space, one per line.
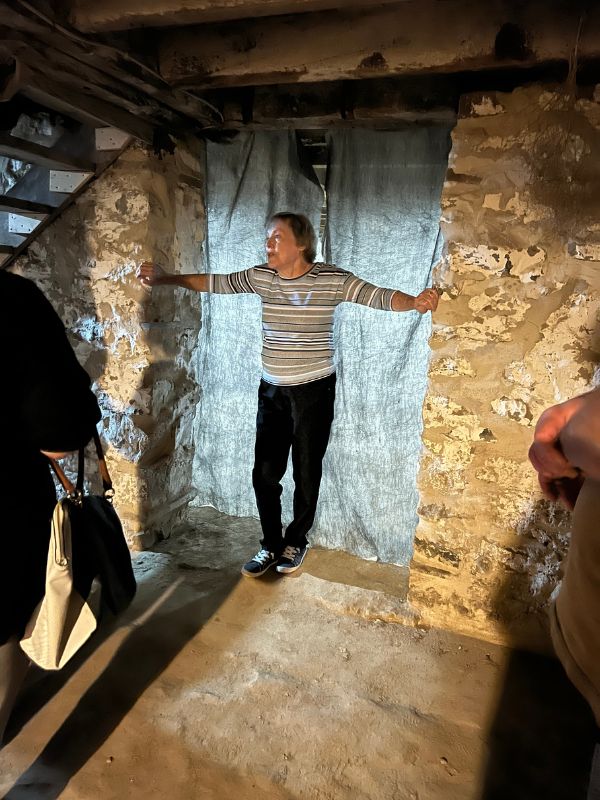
12, 139, 205, 548
410, 85, 600, 651
10, 87, 600, 648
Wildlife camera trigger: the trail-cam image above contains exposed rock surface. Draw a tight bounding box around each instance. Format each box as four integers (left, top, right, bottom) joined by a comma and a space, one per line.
8, 84, 600, 653
12, 140, 204, 547
411, 86, 600, 648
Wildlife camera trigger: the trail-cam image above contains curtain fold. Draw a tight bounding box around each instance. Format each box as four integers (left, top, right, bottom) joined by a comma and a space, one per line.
315, 126, 450, 564
193, 131, 323, 515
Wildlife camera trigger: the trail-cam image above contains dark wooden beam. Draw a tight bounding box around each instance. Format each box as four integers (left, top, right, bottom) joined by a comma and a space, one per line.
220, 77, 458, 128
0, 245, 16, 255
22, 75, 156, 144
0, 37, 161, 142
0, 196, 53, 216
0, 4, 221, 130
5, 165, 70, 208
158, 0, 600, 89
68, 0, 406, 32
0, 132, 95, 171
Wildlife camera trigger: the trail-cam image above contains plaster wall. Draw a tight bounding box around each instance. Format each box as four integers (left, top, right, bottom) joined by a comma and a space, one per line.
9, 86, 600, 650
12, 140, 205, 548
410, 85, 600, 650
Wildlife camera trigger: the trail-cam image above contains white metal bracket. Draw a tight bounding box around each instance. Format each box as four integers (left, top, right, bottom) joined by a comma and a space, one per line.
49, 170, 93, 194
95, 127, 132, 151
8, 213, 43, 235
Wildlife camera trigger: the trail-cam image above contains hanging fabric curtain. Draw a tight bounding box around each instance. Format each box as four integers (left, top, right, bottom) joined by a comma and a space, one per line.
316, 126, 451, 564
193, 131, 323, 515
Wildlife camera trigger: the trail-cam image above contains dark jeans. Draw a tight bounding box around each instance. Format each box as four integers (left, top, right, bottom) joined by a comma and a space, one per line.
252, 373, 336, 553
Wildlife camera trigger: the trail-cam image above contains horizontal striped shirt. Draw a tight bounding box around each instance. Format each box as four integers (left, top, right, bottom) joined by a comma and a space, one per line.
208, 262, 396, 386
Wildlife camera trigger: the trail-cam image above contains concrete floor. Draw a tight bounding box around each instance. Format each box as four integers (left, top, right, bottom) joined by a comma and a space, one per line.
0, 507, 595, 800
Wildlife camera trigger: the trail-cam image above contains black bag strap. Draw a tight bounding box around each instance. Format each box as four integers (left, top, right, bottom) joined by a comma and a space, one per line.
49, 456, 77, 498
49, 431, 114, 502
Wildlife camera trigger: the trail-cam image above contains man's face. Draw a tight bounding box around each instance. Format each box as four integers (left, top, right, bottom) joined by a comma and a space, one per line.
265, 220, 304, 269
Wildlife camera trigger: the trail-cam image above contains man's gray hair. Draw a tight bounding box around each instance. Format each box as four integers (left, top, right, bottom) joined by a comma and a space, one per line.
268, 212, 316, 263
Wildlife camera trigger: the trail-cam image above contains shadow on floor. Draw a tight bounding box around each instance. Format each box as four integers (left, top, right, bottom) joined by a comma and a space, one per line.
480, 648, 595, 800
2, 564, 241, 800
479, 493, 597, 799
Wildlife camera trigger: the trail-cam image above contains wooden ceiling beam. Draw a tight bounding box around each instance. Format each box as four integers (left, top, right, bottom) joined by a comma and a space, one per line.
68, 0, 406, 33
5, 165, 70, 208
0, 6, 221, 131
0, 36, 174, 141
158, 0, 600, 90
215, 78, 459, 128
0, 132, 95, 171
0, 196, 53, 216
21, 71, 157, 144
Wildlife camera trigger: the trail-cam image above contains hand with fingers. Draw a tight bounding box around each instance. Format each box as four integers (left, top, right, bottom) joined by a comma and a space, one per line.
413, 287, 440, 314
528, 392, 600, 509
136, 261, 167, 287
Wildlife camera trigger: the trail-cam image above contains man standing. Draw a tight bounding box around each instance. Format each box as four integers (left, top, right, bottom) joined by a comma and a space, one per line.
138, 212, 438, 578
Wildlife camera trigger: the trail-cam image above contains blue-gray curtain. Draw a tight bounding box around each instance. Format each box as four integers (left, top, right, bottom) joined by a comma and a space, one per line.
194, 126, 450, 566
193, 132, 323, 514
315, 127, 450, 564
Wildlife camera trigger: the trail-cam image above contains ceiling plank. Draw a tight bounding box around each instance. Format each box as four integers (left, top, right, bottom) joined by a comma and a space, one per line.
158, 1, 600, 89
6, 166, 70, 208
68, 0, 406, 32
0, 196, 53, 216
217, 78, 459, 128
22, 71, 157, 144
1, 6, 221, 128
0, 37, 170, 141
22, 85, 155, 143
0, 133, 95, 171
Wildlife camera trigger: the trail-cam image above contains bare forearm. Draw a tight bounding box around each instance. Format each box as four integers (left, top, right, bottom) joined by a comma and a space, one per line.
391, 290, 416, 312
154, 273, 208, 292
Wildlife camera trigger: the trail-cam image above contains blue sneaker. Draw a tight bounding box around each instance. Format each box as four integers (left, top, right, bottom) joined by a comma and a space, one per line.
241, 549, 279, 578
276, 544, 310, 574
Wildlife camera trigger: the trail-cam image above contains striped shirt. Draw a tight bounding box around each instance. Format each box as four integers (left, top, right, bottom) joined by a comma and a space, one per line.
208, 263, 396, 386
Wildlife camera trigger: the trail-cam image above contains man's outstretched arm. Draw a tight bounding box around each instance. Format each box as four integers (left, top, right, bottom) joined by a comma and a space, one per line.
137, 261, 208, 292
341, 272, 440, 315
392, 287, 439, 314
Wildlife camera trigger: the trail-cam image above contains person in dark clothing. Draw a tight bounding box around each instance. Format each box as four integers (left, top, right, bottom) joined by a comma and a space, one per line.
0, 270, 101, 743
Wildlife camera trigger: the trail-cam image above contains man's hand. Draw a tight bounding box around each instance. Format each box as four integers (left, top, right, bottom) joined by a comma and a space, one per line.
413, 288, 439, 314
529, 395, 587, 509
135, 264, 208, 293
137, 261, 168, 287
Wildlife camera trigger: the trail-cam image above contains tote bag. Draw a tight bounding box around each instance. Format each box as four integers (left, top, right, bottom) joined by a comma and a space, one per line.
21, 433, 136, 669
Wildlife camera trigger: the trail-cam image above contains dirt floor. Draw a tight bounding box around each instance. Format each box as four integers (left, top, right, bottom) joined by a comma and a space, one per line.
0, 507, 596, 800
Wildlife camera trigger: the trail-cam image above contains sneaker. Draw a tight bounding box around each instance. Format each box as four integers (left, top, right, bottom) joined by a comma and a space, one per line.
241, 549, 279, 578
276, 544, 310, 574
